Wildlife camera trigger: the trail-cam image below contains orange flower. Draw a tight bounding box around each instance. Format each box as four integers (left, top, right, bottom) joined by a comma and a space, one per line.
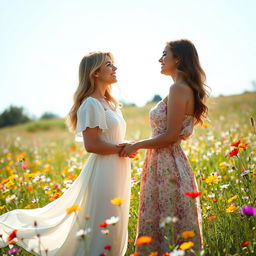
239, 143, 248, 149
136, 236, 152, 245
66, 204, 81, 214
207, 216, 217, 221
181, 230, 196, 239
7, 229, 18, 241
180, 241, 194, 250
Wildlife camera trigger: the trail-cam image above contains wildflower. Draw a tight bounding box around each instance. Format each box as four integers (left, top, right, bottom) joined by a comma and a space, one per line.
8, 248, 21, 254
110, 197, 124, 206
227, 195, 238, 203
242, 241, 250, 246
205, 175, 219, 184
185, 192, 202, 198
7, 230, 18, 241
179, 241, 194, 250
239, 144, 248, 149
98, 221, 108, 228
181, 231, 196, 239
159, 216, 178, 228
229, 148, 239, 157
133, 155, 140, 161
230, 140, 240, 147
148, 252, 158, 256
136, 236, 152, 245
241, 206, 256, 216
101, 229, 109, 235
106, 216, 119, 225
76, 228, 91, 239
104, 245, 111, 250
66, 204, 81, 214
207, 216, 217, 221
226, 205, 237, 213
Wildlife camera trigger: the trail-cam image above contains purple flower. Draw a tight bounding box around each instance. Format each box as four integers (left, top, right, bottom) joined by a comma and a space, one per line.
241, 205, 256, 216
8, 248, 21, 255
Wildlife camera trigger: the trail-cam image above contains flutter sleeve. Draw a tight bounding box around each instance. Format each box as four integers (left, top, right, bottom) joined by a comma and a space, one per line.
75, 97, 108, 141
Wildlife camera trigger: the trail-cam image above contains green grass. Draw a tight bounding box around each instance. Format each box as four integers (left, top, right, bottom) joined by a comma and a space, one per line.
0, 92, 256, 256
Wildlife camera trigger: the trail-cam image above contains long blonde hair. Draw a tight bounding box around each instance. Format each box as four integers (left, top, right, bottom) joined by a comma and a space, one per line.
66, 52, 119, 132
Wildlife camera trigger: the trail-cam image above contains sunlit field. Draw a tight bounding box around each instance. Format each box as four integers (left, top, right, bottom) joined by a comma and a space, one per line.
0, 92, 256, 256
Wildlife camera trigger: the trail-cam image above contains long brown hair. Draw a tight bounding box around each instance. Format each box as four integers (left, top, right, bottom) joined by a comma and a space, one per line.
167, 39, 210, 125
66, 52, 119, 132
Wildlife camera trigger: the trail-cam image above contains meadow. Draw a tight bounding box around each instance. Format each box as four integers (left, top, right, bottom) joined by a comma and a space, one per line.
0, 92, 256, 256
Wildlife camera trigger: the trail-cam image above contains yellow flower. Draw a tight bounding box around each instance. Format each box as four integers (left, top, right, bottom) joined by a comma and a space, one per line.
111, 197, 124, 206
133, 155, 140, 161
205, 175, 219, 184
180, 241, 194, 250
202, 123, 209, 128
0, 206, 5, 210
226, 205, 237, 213
181, 230, 196, 239
66, 204, 81, 214
227, 195, 238, 203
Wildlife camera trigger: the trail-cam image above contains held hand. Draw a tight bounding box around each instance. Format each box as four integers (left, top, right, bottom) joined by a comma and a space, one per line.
119, 143, 138, 157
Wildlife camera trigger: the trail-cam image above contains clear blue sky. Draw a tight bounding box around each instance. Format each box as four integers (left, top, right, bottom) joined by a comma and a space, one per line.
0, 0, 255, 118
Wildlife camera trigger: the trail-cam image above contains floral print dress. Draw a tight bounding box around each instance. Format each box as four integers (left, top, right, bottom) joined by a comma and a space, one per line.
135, 100, 203, 255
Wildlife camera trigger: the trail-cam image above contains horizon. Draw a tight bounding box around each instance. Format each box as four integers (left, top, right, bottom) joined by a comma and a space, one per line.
0, 0, 255, 118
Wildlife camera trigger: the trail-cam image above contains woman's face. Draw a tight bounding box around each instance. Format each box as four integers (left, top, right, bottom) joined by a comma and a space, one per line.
96, 55, 117, 85
159, 46, 178, 75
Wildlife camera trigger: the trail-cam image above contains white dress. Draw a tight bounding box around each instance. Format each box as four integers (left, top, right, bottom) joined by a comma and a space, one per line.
0, 97, 131, 256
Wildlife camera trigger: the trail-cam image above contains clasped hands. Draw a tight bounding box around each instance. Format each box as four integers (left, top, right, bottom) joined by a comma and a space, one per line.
117, 142, 138, 158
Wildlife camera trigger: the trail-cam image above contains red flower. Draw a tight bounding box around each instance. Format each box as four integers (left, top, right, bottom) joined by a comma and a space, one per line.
185, 192, 202, 198
104, 245, 111, 251
230, 140, 240, 147
7, 230, 18, 241
213, 198, 219, 202
98, 221, 108, 228
242, 241, 250, 246
229, 148, 239, 157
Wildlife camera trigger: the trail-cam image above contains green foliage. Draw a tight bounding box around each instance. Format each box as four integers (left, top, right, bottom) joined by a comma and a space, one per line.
0, 105, 30, 128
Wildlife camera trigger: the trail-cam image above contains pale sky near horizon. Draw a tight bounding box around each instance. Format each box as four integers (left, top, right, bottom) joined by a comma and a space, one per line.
0, 0, 255, 118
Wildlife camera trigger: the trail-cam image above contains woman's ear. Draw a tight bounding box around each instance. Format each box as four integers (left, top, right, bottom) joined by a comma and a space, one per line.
93, 71, 99, 78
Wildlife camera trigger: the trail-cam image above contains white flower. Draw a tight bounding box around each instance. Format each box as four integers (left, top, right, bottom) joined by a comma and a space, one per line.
76, 228, 91, 239
32, 198, 39, 203
6, 195, 17, 203
101, 229, 109, 235
170, 249, 185, 256
106, 216, 119, 225
159, 216, 178, 228
220, 184, 230, 189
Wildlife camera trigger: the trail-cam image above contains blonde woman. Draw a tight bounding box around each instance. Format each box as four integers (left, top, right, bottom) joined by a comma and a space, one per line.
120, 39, 208, 255
0, 52, 134, 255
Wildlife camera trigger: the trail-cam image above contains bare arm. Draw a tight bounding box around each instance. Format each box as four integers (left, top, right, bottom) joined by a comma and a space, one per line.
119, 84, 188, 156
82, 127, 123, 155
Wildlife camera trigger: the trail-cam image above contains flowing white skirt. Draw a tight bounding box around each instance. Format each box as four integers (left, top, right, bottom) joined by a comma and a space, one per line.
0, 153, 131, 256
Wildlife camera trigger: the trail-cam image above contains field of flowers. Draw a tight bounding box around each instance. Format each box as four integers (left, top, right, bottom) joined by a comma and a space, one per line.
0, 92, 256, 256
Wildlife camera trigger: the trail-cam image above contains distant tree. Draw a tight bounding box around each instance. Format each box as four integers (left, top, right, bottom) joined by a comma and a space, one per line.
0, 105, 30, 128
119, 100, 136, 107
40, 112, 59, 119
147, 94, 162, 103
251, 80, 256, 92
